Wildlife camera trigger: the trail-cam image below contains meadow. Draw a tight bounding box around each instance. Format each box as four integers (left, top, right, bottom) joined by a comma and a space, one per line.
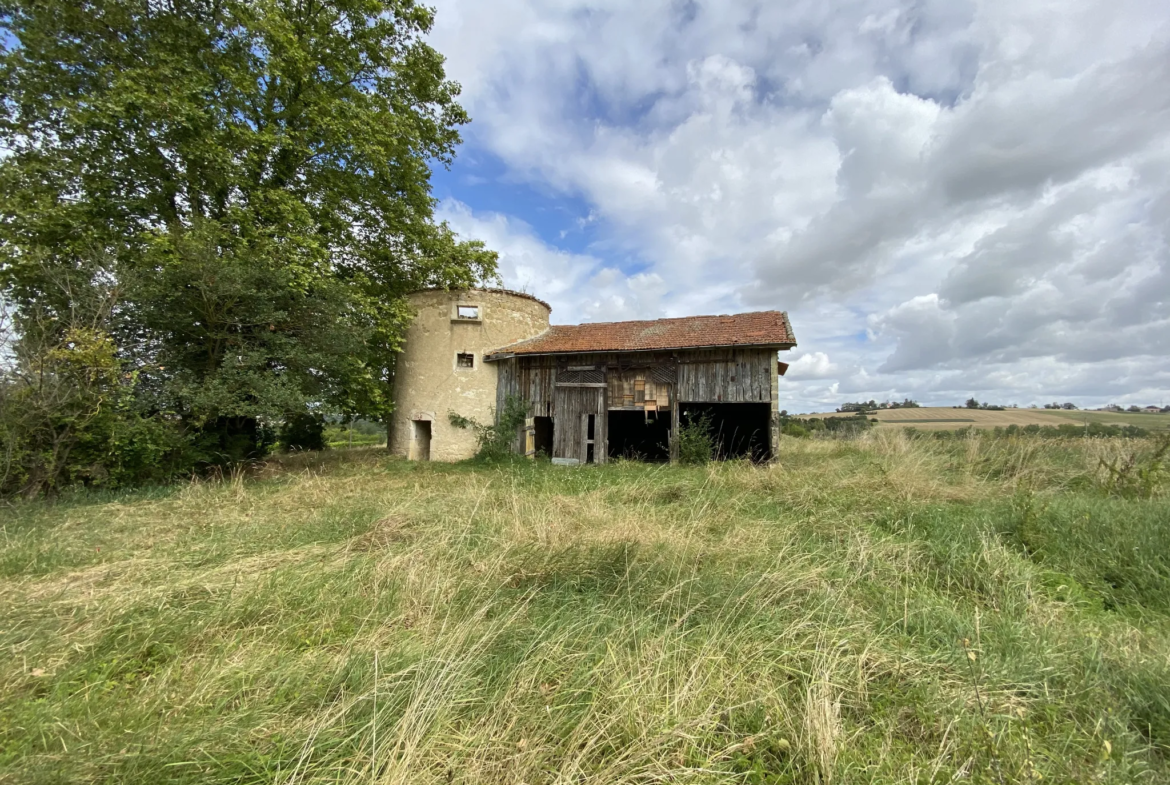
800, 407, 1170, 432
1, 433, 1168, 784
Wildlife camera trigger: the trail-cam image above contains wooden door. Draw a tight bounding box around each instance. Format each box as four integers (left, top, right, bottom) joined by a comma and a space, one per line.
523, 417, 535, 458
552, 385, 606, 464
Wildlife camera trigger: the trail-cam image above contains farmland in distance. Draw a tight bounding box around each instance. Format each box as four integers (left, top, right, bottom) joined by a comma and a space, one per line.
798, 406, 1170, 431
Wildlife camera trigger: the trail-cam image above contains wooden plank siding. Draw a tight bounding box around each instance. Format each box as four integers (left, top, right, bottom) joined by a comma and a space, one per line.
552, 386, 606, 464
676, 348, 775, 403
494, 357, 518, 417
495, 357, 557, 418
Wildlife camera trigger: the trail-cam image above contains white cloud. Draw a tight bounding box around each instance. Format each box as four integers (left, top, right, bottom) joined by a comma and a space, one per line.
437, 201, 668, 324
430, 0, 1170, 411
786, 351, 839, 380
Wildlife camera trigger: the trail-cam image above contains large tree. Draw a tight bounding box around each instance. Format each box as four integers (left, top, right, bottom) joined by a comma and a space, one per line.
0, 0, 496, 460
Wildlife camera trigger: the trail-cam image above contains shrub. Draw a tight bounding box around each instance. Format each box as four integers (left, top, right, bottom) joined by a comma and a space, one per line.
677, 412, 715, 464
1097, 436, 1169, 500
781, 421, 810, 438
279, 413, 328, 452
0, 326, 189, 497
448, 395, 528, 462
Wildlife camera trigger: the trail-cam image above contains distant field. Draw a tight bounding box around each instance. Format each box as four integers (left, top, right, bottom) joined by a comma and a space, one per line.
1046, 409, 1170, 431
799, 406, 1170, 431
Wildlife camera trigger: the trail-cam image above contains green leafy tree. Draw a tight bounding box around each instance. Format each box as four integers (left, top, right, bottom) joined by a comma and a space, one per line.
0, 0, 497, 465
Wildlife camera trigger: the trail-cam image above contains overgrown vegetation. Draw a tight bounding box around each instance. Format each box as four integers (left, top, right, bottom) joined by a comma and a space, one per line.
324, 419, 388, 449
1097, 434, 1169, 499
448, 395, 528, 461
0, 0, 496, 497
911, 421, 1153, 440
3, 433, 1167, 783
782, 411, 875, 438
0, 306, 189, 497
676, 411, 716, 464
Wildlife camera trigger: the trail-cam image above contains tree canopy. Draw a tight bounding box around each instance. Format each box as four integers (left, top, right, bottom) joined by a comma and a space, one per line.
0, 0, 497, 490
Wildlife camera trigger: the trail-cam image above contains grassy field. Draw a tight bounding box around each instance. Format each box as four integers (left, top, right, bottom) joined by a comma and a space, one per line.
2, 435, 1169, 784
800, 407, 1170, 432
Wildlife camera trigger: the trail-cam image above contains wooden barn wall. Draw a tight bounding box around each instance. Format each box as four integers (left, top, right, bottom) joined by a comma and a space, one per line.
494, 357, 518, 417
676, 349, 775, 403
496, 357, 557, 418
519, 357, 558, 418
552, 386, 606, 463
508, 349, 778, 409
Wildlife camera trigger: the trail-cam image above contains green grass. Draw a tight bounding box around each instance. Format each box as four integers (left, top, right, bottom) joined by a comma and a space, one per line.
1048, 409, 1170, 431
2, 434, 1169, 783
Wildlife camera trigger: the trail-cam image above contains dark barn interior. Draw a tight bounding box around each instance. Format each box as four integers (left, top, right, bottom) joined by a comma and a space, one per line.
533, 416, 553, 457
607, 409, 672, 462
681, 403, 772, 462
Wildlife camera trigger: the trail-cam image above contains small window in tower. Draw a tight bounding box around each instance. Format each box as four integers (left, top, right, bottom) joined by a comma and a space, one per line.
456, 352, 475, 369
456, 305, 480, 320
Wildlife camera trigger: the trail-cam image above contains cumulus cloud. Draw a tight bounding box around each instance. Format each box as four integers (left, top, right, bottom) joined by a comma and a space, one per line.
437, 201, 669, 324
786, 352, 839, 380
430, 0, 1170, 410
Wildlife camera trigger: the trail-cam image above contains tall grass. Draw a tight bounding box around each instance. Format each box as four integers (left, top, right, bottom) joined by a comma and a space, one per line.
1, 434, 1167, 783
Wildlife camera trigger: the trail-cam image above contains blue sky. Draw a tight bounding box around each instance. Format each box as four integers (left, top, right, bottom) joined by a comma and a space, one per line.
426, 0, 1170, 412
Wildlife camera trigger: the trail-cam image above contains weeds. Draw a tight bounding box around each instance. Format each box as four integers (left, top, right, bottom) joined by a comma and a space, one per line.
448, 395, 528, 462
676, 411, 715, 464
1097, 434, 1169, 499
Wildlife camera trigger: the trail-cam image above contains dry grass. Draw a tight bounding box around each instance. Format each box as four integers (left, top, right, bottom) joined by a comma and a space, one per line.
1, 438, 1168, 784
799, 406, 1170, 431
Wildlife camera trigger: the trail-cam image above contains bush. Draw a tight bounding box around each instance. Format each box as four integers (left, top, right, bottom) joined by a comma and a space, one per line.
448, 395, 528, 462
781, 421, 810, 438
190, 416, 276, 467
279, 413, 328, 452
0, 326, 189, 497
677, 412, 715, 464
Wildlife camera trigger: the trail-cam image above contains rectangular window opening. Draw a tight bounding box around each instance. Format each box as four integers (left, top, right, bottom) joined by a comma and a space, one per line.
456, 352, 475, 369
456, 305, 480, 320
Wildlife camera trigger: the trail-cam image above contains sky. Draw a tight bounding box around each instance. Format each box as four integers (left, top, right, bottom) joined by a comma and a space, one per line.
424, 0, 1170, 413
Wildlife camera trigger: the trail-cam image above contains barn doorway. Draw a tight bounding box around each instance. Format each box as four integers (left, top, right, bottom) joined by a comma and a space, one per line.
411, 419, 432, 461
607, 409, 671, 461
680, 403, 771, 462
533, 416, 553, 458
585, 414, 597, 464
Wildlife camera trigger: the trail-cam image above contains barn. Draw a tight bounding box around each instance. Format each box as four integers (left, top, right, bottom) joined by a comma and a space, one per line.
388, 288, 797, 463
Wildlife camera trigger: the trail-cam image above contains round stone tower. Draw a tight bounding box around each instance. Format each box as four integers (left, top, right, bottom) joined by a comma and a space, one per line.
389, 288, 550, 461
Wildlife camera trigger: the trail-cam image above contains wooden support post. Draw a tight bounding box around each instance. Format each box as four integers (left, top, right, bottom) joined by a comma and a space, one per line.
770, 351, 781, 461
669, 400, 679, 464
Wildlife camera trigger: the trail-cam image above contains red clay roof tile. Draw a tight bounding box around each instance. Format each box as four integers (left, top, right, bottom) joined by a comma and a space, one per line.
487, 311, 796, 357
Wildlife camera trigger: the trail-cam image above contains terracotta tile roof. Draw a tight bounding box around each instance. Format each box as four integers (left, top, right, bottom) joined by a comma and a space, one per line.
487, 311, 796, 358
